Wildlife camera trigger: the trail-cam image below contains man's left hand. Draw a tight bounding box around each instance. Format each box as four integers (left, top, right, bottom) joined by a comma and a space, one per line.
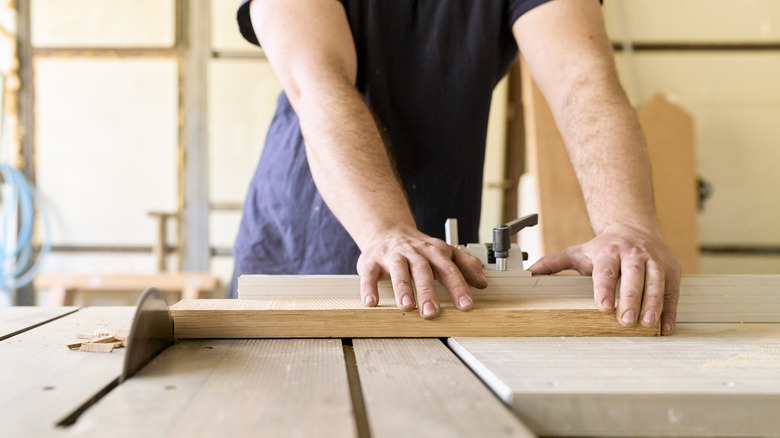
529, 224, 681, 336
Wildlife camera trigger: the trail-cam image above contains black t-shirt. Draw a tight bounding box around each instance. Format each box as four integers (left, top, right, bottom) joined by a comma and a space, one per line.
230, 0, 553, 291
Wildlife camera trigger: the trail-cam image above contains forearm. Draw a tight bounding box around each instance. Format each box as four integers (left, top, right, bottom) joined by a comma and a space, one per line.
250, 0, 416, 250
514, 0, 659, 236
554, 76, 660, 236
293, 74, 418, 248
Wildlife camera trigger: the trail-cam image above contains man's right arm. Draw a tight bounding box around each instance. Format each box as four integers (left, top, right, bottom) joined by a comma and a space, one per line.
249, 0, 486, 318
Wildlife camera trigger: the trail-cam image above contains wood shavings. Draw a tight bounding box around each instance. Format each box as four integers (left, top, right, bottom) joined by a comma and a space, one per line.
67, 329, 127, 353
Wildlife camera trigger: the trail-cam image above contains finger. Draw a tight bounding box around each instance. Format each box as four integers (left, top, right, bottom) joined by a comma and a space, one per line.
638, 259, 665, 328
452, 247, 487, 289
359, 261, 382, 307
408, 255, 440, 320
528, 247, 583, 275
616, 256, 646, 327
591, 250, 620, 313
387, 254, 415, 311
427, 247, 473, 311
661, 265, 681, 336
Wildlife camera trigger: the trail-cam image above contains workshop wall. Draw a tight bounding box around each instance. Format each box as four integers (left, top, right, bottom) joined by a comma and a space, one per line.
30, 1, 180, 288
603, 0, 780, 274
17, 0, 780, 305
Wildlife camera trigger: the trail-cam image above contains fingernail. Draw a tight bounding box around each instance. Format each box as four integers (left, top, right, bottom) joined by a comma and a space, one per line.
621, 310, 636, 324
642, 310, 656, 325
364, 295, 376, 306
459, 296, 472, 309
479, 272, 487, 284
600, 298, 613, 310
422, 302, 436, 317
401, 295, 413, 308
662, 323, 673, 335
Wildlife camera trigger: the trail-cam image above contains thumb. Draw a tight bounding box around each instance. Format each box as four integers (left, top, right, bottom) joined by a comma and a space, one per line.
528, 248, 578, 275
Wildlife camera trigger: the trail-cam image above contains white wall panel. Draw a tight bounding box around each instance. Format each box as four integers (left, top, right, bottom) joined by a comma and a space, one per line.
209, 210, 242, 248
208, 58, 281, 203
613, 53, 780, 274
31, 0, 175, 47
604, 0, 780, 42
700, 255, 780, 275
211, 0, 257, 52
614, 53, 780, 106
695, 107, 780, 244
35, 58, 178, 245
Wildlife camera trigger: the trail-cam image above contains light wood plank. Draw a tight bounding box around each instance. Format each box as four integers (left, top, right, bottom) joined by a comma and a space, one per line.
354, 339, 535, 437
170, 297, 658, 339
240, 274, 780, 323
0, 306, 78, 339
0, 307, 134, 437
449, 323, 780, 437
640, 95, 699, 273
239, 272, 597, 300
72, 339, 356, 437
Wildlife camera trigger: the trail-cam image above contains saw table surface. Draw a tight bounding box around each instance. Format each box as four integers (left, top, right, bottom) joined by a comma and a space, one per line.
2, 275, 780, 437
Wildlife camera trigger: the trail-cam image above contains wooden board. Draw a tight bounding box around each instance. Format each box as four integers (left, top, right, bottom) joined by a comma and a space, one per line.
0, 306, 78, 340
240, 272, 599, 300
170, 297, 658, 338
73, 339, 356, 438
353, 339, 535, 437
639, 95, 699, 273
240, 274, 780, 323
449, 323, 780, 437
0, 307, 134, 437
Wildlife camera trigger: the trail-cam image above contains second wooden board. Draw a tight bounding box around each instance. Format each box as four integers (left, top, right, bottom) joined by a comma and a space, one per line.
449, 323, 780, 437
170, 298, 658, 338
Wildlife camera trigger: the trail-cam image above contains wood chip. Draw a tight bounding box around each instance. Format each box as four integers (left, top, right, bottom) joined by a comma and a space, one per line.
68, 329, 127, 352
114, 329, 129, 341
79, 343, 115, 353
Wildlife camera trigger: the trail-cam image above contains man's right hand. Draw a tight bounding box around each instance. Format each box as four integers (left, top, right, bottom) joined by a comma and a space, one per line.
356, 225, 487, 320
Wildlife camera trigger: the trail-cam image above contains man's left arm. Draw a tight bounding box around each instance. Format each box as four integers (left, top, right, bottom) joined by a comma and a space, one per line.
513, 0, 681, 335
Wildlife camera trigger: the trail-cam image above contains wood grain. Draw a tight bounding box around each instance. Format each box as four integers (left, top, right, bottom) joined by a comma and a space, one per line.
240, 274, 780, 323
449, 323, 780, 437
0, 307, 134, 437
170, 297, 658, 338
0, 306, 78, 340
73, 339, 355, 438
354, 339, 535, 437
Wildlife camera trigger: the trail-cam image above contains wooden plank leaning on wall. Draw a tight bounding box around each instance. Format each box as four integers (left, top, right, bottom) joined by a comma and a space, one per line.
519, 62, 699, 273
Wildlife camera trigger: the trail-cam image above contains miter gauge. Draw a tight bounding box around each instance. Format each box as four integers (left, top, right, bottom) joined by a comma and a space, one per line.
445, 213, 538, 274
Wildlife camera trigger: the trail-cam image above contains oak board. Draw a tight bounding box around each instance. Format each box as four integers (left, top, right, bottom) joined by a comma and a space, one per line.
170, 297, 658, 338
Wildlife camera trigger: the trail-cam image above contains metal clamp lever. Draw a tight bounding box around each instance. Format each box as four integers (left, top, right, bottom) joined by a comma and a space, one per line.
492, 214, 539, 271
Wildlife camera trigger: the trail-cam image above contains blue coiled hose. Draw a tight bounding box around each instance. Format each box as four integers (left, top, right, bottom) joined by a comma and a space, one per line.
0, 163, 50, 295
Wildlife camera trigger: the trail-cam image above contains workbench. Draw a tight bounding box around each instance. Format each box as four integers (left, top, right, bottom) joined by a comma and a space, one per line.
2, 292, 780, 437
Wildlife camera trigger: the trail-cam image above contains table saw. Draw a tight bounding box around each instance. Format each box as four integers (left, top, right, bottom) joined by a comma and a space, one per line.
2, 272, 780, 437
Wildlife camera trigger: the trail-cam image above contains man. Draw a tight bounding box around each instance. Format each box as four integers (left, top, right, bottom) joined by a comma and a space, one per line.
231, 0, 681, 335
